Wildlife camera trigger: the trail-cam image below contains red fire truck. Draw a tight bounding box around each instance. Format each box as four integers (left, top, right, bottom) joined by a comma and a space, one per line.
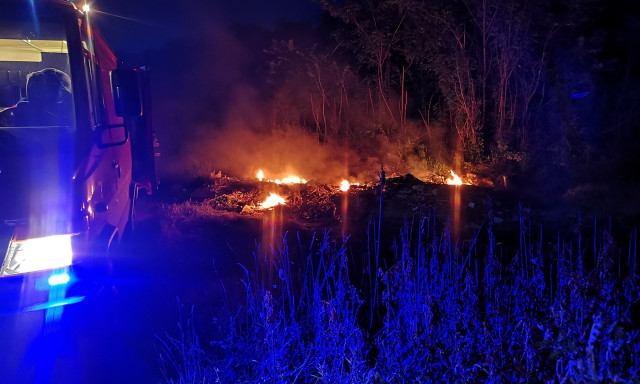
0, 0, 156, 299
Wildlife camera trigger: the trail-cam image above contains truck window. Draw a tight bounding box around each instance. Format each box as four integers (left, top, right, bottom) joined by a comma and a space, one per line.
79, 19, 123, 131
0, 20, 75, 129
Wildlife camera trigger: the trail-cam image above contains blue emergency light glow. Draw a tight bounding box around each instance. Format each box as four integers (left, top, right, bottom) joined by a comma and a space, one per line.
48, 272, 70, 286
23, 296, 85, 312
572, 91, 589, 99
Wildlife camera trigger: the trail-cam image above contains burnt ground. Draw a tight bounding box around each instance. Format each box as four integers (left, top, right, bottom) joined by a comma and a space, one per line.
158, 172, 640, 254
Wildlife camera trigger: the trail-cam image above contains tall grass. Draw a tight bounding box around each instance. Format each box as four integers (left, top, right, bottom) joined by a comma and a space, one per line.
159, 209, 639, 383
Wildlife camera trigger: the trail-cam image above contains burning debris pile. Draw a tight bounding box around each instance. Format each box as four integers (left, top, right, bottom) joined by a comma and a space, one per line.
179, 170, 365, 224
166, 160, 556, 250
180, 167, 486, 205
164, 166, 496, 232
164, 166, 590, 251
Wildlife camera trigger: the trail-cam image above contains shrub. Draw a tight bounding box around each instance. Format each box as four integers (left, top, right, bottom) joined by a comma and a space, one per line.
159, 210, 640, 383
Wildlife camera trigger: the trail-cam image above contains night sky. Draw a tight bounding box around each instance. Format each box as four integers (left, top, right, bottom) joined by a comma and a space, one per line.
93, 0, 323, 55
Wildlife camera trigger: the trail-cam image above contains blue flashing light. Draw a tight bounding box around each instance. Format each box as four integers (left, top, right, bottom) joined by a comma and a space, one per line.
48, 272, 70, 286
572, 91, 589, 99
35, 269, 74, 291
23, 296, 85, 312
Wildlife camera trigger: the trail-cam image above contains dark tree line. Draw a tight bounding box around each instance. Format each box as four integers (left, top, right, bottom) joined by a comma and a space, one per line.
268, 0, 640, 179
115, 0, 639, 182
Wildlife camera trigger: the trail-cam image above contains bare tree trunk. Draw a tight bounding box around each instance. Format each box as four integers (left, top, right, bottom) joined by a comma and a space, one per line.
369, 87, 376, 127
399, 66, 408, 133
377, 48, 397, 134
313, 65, 329, 144
310, 93, 322, 144
481, 0, 488, 139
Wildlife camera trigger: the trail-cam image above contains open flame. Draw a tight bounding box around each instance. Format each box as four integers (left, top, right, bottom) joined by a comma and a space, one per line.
259, 193, 286, 209
339, 180, 360, 191
446, 170, 463, 186
256, 169, 307, 185
275, 176, 307, 184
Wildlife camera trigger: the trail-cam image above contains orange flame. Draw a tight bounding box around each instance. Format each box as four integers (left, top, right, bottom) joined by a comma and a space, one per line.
340, 180, 350, 192
446, 170, 463, 185
256, 170, 307, 185
275, 176, 307, 184
259, 193, 286, 209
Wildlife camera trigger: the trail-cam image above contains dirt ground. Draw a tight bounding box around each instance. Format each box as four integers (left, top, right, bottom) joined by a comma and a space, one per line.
158, 172, 640, 249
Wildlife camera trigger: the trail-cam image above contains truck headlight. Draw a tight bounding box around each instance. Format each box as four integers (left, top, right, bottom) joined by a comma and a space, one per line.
1, 234, 74, 276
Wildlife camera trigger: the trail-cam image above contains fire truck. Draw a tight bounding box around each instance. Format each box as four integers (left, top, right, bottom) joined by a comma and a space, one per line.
0, 0, 156, 300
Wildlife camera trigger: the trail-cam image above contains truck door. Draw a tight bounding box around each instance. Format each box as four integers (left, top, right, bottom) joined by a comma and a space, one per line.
78, 22, 132, 244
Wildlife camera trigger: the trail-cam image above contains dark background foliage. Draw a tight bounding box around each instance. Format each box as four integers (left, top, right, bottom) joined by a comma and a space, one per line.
96, 0, 640, 193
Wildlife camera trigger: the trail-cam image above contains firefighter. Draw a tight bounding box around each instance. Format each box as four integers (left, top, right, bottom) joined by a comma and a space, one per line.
0, 68, 73, 127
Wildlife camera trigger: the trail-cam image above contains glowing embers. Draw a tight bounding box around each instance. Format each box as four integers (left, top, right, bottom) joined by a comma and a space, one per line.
276, 176, 307, 185
255, 170, 289, 209
258, 193, 286, 209
446, 170, 468, 186
256, 169, 307, 185
339, 180, 359, 192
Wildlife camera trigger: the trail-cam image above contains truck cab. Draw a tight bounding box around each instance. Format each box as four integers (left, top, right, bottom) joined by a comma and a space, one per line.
0, 0, 156, 280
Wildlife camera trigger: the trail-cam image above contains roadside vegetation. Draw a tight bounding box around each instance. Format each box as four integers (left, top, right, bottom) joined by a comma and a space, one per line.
157, 205, 640, 383
152, 0, 640, 381
152, 0, 640, 208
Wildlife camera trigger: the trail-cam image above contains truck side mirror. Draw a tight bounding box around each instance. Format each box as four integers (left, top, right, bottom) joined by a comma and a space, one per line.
111, 69, 141, 117
97, 124, 128, 148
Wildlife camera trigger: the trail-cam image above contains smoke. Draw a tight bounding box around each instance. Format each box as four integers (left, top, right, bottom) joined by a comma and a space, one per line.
151, 22, 451, 184
182, 125, 355, 182
165, 119, 447, 185
162, 80, 384, 183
